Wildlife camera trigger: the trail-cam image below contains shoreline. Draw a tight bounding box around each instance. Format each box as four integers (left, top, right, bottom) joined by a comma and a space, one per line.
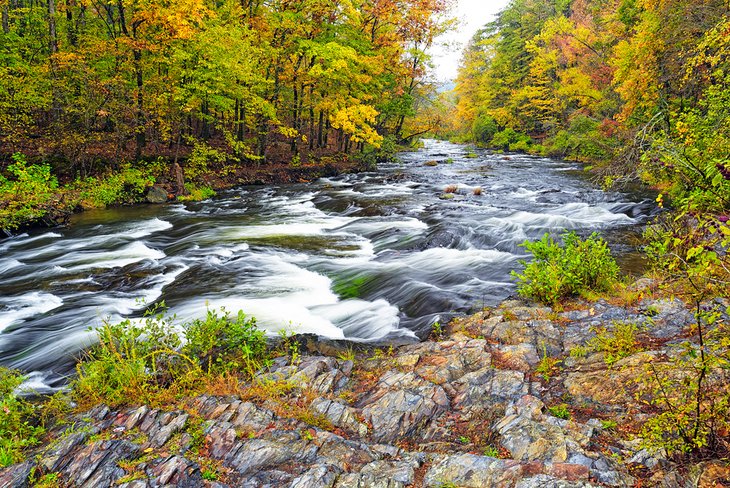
2, 289, 728, 487
1, 156, 369, 238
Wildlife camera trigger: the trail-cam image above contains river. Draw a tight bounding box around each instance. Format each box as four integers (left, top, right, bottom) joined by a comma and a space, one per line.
0, 140, 657, 391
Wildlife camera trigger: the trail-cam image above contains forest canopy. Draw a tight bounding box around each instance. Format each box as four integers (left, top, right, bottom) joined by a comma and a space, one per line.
0, 0, 452, 170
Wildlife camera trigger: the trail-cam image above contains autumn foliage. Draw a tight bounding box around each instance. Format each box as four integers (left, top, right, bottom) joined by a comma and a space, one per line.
0, 0, 451, 171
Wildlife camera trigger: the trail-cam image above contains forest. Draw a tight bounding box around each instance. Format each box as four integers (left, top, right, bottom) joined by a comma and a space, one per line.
0, 0, 450, 229
448, 0, 729, 214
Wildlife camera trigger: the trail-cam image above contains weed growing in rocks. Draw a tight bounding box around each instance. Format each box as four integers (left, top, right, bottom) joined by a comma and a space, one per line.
431, 320, 444, 339
535, 345, 562, 381
589, 320, 645, 367
569, 345, 590, 359
73, 304, 271, 410
548, 404, 571, 420
483, 446, 499, 457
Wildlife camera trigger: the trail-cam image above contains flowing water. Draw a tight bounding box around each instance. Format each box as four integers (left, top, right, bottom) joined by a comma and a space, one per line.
0, 140, 658, 391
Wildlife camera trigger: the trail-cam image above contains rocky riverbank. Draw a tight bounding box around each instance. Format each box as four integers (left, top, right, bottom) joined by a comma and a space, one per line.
2, 287, 729, 487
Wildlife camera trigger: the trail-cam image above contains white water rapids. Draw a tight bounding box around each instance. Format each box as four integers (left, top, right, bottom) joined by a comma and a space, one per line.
0, 140, 657, 391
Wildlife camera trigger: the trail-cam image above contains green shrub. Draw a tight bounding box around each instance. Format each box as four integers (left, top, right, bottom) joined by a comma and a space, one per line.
0, 368, 45, 467
472, 113, 498, 144
186, 141, 227, 181
76, 165, 155, 208
547, 115, 615, 163
0, 153, 59, 230
490, 128, 532, 152
178, 184, 216, 201
73, 305, 269, 408
184, 308, 267, 375
512, 232, 619, 305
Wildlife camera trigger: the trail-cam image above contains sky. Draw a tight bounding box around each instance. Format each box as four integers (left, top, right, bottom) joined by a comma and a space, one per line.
431, 0, 511, 81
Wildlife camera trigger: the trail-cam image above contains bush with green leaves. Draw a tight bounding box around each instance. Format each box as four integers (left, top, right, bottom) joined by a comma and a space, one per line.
178, 184, 216, 202
512, 232, 619, 305
0, 153, 59, 230
0, 368, 45, 467
472, 113, 498, 145
75, 164, 156, 208
589, 320, 645, 366
73, 305, 269, 408
184, 308, 267, 375
548, 115, 616, 163
490, 128, 532, 152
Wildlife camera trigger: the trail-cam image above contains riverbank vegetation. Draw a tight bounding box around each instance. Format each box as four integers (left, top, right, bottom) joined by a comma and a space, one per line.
0, 0, 451, 231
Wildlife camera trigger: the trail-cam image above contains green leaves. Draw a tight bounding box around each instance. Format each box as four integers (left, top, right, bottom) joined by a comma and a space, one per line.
0, 368, 45, 467
512, 231, 619, 305
73, 305, 270, 409
0, 153, 59, 230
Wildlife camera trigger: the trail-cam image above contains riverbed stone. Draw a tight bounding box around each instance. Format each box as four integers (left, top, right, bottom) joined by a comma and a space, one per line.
495, 395, 595, 464
310, 398, 368, 437
147, 455, 203, 487
60, 439, 142, 487
563, 351, 660, 406
515, 475, 600, 488
226, 434, 318, 475
0, 461, 34, 488
641, 298, 695, 338
290, 464, 341, 488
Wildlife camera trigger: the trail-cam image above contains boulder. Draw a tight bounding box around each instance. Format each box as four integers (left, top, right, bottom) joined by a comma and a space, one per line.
145, 185, 168, 204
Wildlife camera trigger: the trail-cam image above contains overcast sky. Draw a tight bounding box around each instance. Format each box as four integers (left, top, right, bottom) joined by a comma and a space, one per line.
431, 0, 511, 81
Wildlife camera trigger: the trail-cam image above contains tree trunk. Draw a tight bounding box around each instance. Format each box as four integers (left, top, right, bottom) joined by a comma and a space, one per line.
65, 0, 77, 46
291, 84, 298, 154
48, 0, 58, 53
308, 86, 315, 151
117, 0, 145, 160
173, 162, 187, 196
317, 110, 324, 149
133, 47, 145, 159
2, 5, 9, 34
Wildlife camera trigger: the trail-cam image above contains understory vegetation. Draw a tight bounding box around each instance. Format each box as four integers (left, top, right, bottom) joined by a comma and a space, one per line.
0, 369, 45, 467
516, 225, 729, 461
0, 304, 281, 467
0, 152, 215, 231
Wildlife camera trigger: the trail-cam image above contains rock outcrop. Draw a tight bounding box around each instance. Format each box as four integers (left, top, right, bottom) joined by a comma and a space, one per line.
2, 295, 728, 487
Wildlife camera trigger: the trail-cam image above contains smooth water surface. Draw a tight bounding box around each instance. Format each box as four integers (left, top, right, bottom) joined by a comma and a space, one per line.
0, 140, 657, 390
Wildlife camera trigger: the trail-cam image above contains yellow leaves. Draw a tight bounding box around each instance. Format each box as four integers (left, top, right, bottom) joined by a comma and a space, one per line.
329, 103, 383, 146
129, 0, 211, 41
277, 126, 300, 139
